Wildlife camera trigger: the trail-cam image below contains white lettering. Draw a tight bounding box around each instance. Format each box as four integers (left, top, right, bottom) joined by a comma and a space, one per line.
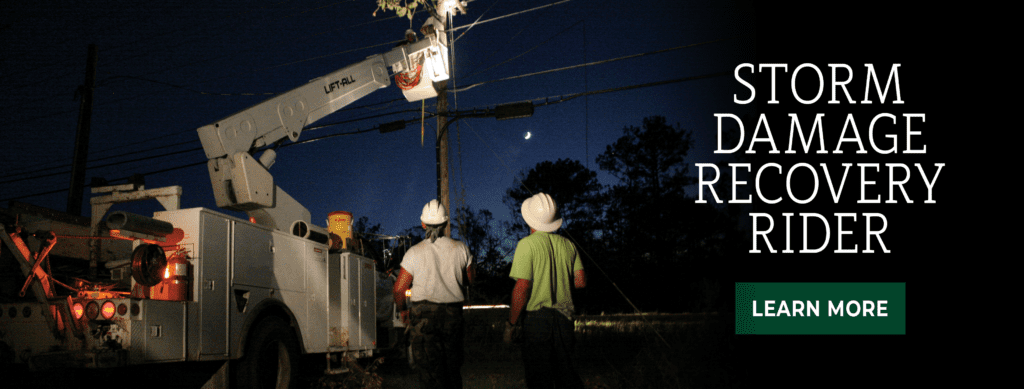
695, 163, 721, 204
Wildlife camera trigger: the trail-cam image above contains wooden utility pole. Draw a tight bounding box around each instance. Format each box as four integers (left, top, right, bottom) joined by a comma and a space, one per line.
67, 44, 98, 216
436, 16, 451, 238
437, 88, 450, 237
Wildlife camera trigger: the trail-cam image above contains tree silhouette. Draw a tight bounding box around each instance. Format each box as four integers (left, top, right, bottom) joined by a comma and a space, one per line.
596, 116, 734, 312
450, 206, 516, 304
596, 116, 695, 265
451, 206, 500, 269
502, 158, 606, 245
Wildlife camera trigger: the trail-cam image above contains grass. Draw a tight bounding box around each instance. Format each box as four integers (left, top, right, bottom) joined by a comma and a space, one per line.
573, 312, 740, 388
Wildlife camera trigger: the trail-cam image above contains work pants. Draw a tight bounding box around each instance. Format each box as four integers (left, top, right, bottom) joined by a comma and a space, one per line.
409, 301, 465, 389
522, 308, 584, 389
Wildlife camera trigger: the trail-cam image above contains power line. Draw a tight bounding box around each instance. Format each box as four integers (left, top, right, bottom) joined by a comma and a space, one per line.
451, 36, 741, 92
0, 112, 436, 203
463, 18, 584, 81
0, 138, 200, 181
6, 0, 562, 117
0, 95, 417, 181
2, 36, 737, 182
0, 105, 427, 185
536, 71, 731, 106
452, 0, 504, 43
101, 75, 279, 96
448, 0, 572, 35
1, 69, 729, 203
3, 2, 398, 127
2, 0, 572, 149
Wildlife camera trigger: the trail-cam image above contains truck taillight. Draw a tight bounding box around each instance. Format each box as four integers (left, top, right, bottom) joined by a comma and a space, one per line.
101, 301, 116, 319
118, 303, 128, 316
73, 303, 84, 319
86, 301, 99, 320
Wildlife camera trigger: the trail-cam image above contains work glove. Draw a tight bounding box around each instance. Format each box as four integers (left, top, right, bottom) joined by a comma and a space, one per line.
503, 320, 522, 344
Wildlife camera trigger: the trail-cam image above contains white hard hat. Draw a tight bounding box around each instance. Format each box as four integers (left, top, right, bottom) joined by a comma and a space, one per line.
521, 192, 562, 232
420, 199, 449, 225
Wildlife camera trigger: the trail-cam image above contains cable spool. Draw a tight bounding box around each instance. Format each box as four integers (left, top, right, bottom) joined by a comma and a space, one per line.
131, 244, 167, 287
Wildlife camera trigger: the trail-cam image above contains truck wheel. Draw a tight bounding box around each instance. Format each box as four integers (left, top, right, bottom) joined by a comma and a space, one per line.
235, 317, 300, 389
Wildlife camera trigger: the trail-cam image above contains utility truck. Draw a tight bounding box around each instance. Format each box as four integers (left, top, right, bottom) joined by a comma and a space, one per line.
1, 10, 460, 388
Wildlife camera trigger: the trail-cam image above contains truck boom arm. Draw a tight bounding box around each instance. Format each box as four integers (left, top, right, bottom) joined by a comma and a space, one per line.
196, 23, 449, 233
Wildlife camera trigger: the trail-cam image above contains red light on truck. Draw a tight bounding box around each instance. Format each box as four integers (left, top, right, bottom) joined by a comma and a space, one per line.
117, 303, 128, 316
73, 303, 84, 319
101, 301, 116, 319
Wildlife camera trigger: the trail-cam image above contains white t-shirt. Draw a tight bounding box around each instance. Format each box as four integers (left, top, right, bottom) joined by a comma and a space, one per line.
401, 236, 472, 304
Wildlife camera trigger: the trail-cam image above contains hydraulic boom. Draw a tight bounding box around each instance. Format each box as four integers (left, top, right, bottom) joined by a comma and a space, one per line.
197, 20, 450, 233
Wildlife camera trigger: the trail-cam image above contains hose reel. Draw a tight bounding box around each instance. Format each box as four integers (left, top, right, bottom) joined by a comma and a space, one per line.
131, 244, 167, 287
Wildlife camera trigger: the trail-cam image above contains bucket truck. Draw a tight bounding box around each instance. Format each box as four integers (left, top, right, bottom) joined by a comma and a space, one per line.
1, 13, 456, 388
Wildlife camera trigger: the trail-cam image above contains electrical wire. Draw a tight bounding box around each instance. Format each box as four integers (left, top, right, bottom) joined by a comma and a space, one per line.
447, 0, 572, 35
462, 18, 584, 81
5, 0, 565, 126
102, 75, 278, 96
452, 36, 742, 92
452, 0, 503, 43
2, 0, 573, 153
4, 2, 746, 195
0, 94, 416, 182
0, 67, 719, 202
2, 37, 736, 185
3, 3, 399, 127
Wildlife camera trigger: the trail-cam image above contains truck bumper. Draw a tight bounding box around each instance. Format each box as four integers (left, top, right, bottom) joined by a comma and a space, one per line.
29, 349, 128, 370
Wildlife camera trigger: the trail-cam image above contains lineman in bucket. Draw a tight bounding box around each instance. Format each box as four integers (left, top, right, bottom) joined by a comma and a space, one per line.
507, 192, 587, 389
394, 199, 475, 389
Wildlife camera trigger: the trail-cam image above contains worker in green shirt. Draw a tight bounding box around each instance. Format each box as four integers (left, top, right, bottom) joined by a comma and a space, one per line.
506, 192, 586, 389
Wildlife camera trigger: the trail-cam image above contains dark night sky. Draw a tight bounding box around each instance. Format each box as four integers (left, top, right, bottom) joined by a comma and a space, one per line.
1, 0, 753, 235
0, 0, 978, 383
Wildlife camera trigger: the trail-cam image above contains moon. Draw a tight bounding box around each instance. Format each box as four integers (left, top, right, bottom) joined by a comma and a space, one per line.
524, 131, 532, 140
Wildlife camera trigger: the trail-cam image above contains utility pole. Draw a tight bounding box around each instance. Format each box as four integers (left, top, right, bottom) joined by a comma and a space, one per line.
67, 44, 97, 216
436, 16, 451, 238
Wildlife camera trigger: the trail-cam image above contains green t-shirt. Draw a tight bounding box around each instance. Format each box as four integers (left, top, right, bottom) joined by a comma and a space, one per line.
509, 231, 583, 318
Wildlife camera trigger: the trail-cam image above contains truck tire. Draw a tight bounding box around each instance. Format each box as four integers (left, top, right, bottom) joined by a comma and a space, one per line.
235, 317, 300, 389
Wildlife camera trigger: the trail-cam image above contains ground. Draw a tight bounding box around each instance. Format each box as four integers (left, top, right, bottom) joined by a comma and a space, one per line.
312, 312, 739, 389
4, 312, 736, 388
